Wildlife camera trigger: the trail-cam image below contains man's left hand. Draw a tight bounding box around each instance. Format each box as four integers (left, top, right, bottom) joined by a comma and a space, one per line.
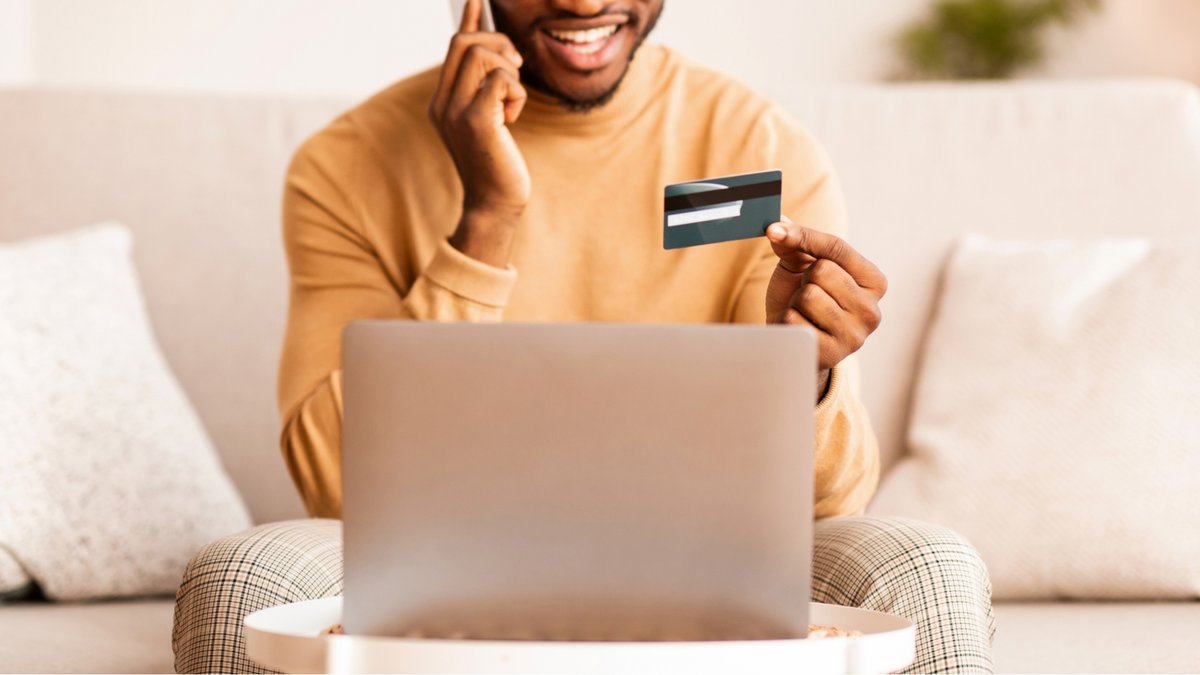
764, 220, 887, 399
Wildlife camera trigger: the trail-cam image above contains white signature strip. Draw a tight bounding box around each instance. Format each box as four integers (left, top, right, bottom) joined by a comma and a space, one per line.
666, 203, 743, 227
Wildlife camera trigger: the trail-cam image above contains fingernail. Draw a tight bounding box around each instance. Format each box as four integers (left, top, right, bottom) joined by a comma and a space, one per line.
767, 224, 786, 240
509, 51, 524, 66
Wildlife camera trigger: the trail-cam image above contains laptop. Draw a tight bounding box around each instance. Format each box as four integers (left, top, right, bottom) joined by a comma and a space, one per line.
341, 322, 815, 642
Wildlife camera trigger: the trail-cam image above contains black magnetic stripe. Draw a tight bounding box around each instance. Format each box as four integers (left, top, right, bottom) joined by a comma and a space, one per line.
664, 179, 782, 211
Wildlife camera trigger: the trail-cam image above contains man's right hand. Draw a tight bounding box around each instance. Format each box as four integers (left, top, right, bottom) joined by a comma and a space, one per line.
429, 0, 530, 268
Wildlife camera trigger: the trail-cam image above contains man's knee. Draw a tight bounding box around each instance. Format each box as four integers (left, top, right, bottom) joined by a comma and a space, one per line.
865, 517, 989, 583
176, 519, 343, 600
173, 519, 343, 674
814, 516, 993, 609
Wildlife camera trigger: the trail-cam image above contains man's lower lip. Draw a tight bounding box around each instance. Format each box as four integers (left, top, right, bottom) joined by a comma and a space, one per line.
540, 26, 628, 72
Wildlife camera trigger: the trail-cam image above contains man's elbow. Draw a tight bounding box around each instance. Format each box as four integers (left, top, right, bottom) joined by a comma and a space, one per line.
280, 407, 344, 519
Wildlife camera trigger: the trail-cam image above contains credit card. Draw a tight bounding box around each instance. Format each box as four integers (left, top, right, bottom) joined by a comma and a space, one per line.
663, 169, 782, 249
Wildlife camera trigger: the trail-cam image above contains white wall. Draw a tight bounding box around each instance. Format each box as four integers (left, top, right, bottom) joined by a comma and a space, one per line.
0, 0, 32, 84
26, 0, 931, 100
29, 0, 448, 97
11, 0, 1200, 101
1045, 0, 1200, 83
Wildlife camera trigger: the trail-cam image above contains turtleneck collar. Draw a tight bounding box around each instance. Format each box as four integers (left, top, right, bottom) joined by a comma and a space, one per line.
516, 43, 673, 133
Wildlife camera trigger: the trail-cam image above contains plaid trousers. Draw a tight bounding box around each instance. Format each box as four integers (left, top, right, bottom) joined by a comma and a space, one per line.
173, 516, 996, 674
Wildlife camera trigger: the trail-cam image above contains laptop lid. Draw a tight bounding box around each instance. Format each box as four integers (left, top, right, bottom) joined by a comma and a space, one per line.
342, 322, 815, 641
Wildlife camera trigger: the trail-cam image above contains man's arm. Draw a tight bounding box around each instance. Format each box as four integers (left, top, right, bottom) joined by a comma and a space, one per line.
728, 112, 882, 517
281, 2, 532, 518
732, 258, 882, 519
279, 122, 518, 518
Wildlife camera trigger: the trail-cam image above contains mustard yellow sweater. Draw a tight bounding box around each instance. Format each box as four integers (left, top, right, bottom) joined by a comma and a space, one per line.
279, 44, 880, 519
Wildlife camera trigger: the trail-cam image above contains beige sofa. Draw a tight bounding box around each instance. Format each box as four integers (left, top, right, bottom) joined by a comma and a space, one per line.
1, 80, 1198, 673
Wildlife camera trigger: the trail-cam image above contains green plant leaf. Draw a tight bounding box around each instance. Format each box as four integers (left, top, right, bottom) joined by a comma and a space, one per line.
893, 0, 1102, 80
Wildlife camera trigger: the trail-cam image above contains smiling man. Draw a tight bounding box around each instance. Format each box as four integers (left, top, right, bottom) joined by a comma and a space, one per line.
493, 0, 656, 108
172, 1, 996, 673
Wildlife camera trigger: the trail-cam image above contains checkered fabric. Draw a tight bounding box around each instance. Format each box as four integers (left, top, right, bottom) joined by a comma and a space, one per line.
173, 516, 995, 674
813, 516, 997, 673
172, 520, 344, 674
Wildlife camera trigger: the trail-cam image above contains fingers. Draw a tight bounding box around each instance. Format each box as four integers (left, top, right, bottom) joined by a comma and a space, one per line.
764, 219, 884, 370
803, 259, 883, 332
766, 223, 887, 294
460, 0, 482, 33
430, 33, 522, 123
469, 68, 528, 127
777, 285, 848, 371
792, 283, 858, 339
446, 45, 525, 123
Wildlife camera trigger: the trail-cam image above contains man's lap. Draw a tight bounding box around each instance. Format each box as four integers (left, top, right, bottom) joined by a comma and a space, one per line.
173, 516, 994, 674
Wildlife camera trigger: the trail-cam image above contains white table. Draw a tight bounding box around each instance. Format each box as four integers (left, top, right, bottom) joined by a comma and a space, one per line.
245, 597, 914, 674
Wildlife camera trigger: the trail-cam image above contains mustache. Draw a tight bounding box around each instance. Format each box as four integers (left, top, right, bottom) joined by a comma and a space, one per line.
529, 8, 637, 29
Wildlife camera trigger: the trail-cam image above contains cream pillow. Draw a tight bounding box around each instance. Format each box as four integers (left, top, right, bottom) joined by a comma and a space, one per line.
870, 235, 1200, 600
0, 224, 251, 600
0, 546, 31, 600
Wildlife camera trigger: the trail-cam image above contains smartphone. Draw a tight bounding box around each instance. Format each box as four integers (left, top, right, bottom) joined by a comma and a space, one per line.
449, 0, 496, 32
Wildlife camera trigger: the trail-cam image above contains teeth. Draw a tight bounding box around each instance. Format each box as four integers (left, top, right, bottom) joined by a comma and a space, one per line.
567, 39, 605, 55
548, 24, 619, 45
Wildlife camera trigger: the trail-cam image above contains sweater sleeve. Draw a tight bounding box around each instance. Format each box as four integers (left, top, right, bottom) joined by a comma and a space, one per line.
728, 108, 881, 518
278, 119, 517, 518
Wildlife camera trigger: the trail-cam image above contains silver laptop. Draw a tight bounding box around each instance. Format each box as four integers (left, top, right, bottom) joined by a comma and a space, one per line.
341, 322, 815, 641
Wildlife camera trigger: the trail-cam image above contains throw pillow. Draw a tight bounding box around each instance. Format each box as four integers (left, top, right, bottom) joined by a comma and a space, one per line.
0, 544, 32, 600
0, 224, 252, 600
870, 235, 1200, 600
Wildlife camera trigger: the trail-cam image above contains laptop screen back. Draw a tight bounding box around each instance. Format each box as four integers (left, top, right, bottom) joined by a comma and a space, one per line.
342, 322, 814, 641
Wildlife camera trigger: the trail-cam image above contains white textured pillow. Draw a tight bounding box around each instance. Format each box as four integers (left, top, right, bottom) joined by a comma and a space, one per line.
0, 224, 251, 600
870, 235, 1200, 600
0, 545, 31, 599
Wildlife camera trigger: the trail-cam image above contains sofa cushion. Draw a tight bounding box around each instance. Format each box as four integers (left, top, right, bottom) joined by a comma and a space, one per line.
0, 89, 344, 524
870, 236, 1200, 600
0, 546, 32, 599
992, 601, 1200, 673
788, 81, 1200, 475
2, 83, 1198, 512
0, 224, 252, 600
0, 599, 174, 674
1, 597, 1194, 674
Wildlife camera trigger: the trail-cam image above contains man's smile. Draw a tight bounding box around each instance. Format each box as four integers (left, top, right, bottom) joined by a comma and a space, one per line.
491, 0, 662, 110
539, 17, 630, 70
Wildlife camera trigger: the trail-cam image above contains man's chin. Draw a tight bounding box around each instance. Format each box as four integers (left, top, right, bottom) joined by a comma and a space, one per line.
553, 84, 624, 112
523, 63, 635, 113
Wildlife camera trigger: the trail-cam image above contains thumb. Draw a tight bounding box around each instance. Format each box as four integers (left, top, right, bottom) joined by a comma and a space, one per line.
765, 216, 816, 272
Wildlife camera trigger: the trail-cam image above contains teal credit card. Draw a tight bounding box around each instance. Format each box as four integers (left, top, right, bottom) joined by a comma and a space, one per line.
663, 170, 782, 250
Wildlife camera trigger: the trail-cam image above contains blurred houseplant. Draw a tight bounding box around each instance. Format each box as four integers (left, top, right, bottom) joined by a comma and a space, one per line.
895, 0, 1102, 80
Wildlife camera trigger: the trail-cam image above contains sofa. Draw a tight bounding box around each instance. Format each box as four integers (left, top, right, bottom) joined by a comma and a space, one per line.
1, 79, 1198, 673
